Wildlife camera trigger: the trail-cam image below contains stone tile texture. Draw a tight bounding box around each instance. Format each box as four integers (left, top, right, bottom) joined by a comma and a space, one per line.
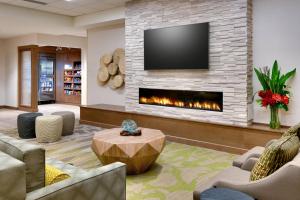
125, 0, 253, 126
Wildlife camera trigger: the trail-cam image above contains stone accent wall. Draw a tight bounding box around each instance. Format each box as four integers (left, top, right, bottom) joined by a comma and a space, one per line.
125, 0, 253, 126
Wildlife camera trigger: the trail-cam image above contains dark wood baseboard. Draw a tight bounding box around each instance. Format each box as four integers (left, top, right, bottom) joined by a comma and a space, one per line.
0, 105, 19, 110
80, 104, 286, 154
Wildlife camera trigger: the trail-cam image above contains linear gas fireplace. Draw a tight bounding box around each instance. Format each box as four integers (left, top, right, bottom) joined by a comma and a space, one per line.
139, 88, 223, 112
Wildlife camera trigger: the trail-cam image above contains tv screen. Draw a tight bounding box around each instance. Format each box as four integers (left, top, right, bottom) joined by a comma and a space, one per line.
144, 22, 209, 70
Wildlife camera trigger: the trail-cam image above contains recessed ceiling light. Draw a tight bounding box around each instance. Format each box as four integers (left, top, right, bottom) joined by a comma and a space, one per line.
65, 0, 73, 2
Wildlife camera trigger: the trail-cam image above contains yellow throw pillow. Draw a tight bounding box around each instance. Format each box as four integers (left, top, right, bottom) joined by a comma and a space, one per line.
250, 135, 299, 181
45, 164, 70, 186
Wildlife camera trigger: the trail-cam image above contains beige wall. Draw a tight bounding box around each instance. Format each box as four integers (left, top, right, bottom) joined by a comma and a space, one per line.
0, 40, 5, 105
253, 0, 300, 126
3, 34, 37, 107
87, 23, 125, 106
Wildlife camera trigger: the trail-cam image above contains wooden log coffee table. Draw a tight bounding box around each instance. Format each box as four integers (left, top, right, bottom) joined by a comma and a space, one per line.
91, 128, 166, 174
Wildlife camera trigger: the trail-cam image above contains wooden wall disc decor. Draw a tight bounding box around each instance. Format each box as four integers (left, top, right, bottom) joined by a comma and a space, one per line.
112, 74, 124, 88
118, 57, 125, 75
108, 77, 117, 90
100, 58, 108, 69
98, 67, 109, 82
101, 54, 113, 65
108, 63, 118, 75
98, 48, 125, 90
113, 48, 125, 64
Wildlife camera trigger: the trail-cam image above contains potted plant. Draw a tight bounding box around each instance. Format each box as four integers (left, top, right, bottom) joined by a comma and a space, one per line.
254, 60, 296, 129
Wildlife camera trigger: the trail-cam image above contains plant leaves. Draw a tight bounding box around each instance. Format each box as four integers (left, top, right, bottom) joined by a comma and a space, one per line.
280, 68, 296, 87
254, 68, 270, 90
271, 60, 279, 93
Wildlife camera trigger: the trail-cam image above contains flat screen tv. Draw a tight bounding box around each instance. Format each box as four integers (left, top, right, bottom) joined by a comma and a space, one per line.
144, 22, 209, 70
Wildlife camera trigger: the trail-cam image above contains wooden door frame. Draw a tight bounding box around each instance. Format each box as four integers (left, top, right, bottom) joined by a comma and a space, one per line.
18, 45, 39, 112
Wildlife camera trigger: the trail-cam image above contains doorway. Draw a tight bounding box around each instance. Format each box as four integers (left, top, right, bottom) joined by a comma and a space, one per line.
18, 45, 82, 112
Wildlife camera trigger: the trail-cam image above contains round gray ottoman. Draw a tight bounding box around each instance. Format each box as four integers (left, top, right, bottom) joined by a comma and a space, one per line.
17, 112, 43, 139
52, 111, 75, 136
35, 115, 63, 143
200, 187, 254, 200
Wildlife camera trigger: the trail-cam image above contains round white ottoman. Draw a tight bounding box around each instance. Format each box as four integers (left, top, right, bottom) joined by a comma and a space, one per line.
35, 115, 63, 143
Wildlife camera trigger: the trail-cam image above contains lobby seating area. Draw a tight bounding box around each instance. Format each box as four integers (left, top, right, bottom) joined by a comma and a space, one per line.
0, 0, 300, 199
194, 143, 300, 200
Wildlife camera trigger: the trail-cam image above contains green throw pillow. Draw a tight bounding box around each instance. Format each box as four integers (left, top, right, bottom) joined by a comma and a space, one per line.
282, 122, 300, 137
250, 135, 300, 181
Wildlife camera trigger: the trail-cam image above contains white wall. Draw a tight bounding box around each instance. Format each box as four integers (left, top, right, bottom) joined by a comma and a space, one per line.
0, 40, 5, 105
87, 23, 125, 106
3, 34, 37, 107
0, 3, 86, 39
253, 0, 300, 126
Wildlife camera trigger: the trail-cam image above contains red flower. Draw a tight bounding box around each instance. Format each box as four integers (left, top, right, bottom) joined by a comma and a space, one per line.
261, 98, 269, 107
265, 90, 273, 98
258, 90, 266, 98
268, 97, 276, 106
258, 90, 273, 98
261, 97, 276, 107
272, 93, 282, 103
282, 95, 289, 105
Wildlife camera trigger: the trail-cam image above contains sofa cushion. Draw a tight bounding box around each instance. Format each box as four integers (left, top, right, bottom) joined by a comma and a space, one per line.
250, 135, 299, 181
45, 164, 70, 186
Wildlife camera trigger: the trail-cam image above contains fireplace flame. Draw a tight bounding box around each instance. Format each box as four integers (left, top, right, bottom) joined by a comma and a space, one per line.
140, 96, 221, 111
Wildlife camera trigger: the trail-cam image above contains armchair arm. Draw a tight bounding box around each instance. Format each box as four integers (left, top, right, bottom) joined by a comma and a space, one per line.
0, 133, 45, 192
233, 146, 264, 168
0, 151, 26, 200
26, 162, 126, 200
214, 163, 300, 200
240, 157, 259, 171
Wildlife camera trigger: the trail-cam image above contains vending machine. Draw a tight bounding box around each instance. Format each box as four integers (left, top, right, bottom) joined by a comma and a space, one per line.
38, 55, 56, 104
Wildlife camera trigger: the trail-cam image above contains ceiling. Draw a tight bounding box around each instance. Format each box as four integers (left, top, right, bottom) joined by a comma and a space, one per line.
0, 0, 127, 16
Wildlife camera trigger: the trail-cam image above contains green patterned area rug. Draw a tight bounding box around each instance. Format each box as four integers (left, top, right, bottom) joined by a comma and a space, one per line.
1, 125, 237, 200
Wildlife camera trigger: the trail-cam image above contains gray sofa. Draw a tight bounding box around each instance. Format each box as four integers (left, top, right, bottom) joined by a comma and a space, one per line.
193, 145, 300, 200
0, 133, 126, 200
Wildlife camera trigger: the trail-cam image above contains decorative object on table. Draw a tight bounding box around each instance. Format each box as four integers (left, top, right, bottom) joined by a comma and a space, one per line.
120, 119, 141, 136
254, 60, 296, 129
92, 128, 166, 174
97, 48, 125, 89
120, 129, 142, 136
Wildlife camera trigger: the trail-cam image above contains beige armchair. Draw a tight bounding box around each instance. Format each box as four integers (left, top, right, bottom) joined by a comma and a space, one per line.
0, 133, 126, 200
193, 145, 300, 200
